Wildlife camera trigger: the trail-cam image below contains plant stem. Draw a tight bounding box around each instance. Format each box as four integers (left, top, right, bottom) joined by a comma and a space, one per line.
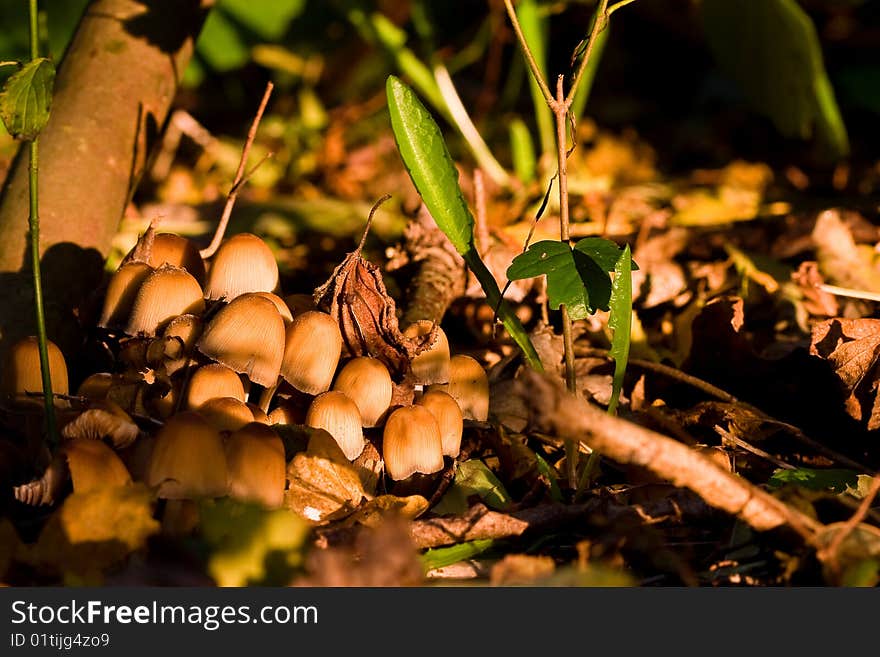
566, 0, 611, 105
27, 0, 58, 449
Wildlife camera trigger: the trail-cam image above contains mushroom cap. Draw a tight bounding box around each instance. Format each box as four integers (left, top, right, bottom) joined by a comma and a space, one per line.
125, 264, 205, 337
203, 233, 279, 301
332, 357, 393, 427
404, 320, 451, 385
225, 422, 286, 507
382, 405, 444, 481
196, 293, 286, 387
252, 292, 293, 324
198, 396, 256, 432
266, 397, 306, 426
429, 354, 489, 421
61, 400, 140, 449
1, 336, 69, 401
62, 439, 132, 492
185, 363, 246, 410
416, 389, 463, 458
99, 262, 153, 329
305, 390, 365, 461
75, 372, 119, 401
162, 313, 204, 352
280, 311, 342, 395
146, 411, 228, 499
148, 233, 206, 284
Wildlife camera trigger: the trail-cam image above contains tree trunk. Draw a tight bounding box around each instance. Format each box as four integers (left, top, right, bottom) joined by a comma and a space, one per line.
0, 0, 212, 374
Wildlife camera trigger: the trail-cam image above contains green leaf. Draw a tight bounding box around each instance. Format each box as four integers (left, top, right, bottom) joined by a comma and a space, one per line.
433, 459, 512, 516
607, 245, 633, 416
196, 8, 250, 72
701, 0, 849, 160
516, 0, 554, 156
218, 0, 305, 41
767, 467, 860, 493
386, 75, 542, 370
421, 539, 494, 572
570, 11, 611, 121
509, 117, 536, 184
507, 240, 614, 319
575, 237, 639, 272
0, 57, 55, 140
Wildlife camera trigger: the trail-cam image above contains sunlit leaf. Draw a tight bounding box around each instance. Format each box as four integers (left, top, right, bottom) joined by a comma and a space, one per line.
386, 75, 542, 370
0, 57, 55, 140
200, 499, 310, 587
607, 245, 632, 415
768, 467, 860, 493
218, 0, 305, 41
433, 459, 512, 516
421, 538, 494, 571
509, 117, 537, 184
701, 0, 849, 160
196, 8, 250, 72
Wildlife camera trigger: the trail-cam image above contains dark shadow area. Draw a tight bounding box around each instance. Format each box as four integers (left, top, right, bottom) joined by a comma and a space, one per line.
120, 0, 209, 56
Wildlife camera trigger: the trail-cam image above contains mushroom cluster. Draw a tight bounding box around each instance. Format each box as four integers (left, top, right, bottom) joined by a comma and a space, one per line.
5, 224, 492, 521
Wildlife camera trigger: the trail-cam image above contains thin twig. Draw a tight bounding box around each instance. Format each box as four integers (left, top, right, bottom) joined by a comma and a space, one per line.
817, 283, 880, 303
199, 81, 274, 259
502, 0, 553, 104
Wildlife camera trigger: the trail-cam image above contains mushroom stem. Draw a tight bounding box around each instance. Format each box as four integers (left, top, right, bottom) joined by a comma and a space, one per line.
259, 381, 279, 414
199, 81, 275, 259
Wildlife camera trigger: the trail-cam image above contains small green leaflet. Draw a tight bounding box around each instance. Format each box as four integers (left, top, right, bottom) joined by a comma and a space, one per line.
0, 58, 55, 140
432, 459, 512, 516
421, 539, 494, 572
506, 238, 637, 320
767, 467, 859, 493
607, 245, 632, 416
386, 75, 542, 370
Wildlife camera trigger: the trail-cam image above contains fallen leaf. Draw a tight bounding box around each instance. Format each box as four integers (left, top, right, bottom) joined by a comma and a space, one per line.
200, 499, 310, 587
22, 484, 159, 581
490, 554, 556, 585
813, 209, 880, 292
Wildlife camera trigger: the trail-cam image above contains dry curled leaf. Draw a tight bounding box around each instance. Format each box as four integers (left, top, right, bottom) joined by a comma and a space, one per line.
314, 204, 437, 403
810, 318, 880, 429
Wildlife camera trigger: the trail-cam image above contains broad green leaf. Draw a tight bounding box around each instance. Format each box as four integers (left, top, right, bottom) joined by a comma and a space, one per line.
701, 0, 849, 160
387, 75, 473, 253
768, 467, 859, 493
421, 539, 494, 572
0, 57, 55, 140
433, 459, 512, 515
386, 75, 542, 370
607, 245, 632, 416
196, 8, 250, 72
507, 240, 613, 319
575, 237, 639, 272
219, 0, 305, 41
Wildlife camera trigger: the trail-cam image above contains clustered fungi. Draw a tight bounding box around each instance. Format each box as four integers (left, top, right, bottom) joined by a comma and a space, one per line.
2, 224, 490, 525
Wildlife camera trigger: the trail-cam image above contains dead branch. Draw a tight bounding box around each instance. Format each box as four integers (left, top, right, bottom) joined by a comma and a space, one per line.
512, 369, 825, 540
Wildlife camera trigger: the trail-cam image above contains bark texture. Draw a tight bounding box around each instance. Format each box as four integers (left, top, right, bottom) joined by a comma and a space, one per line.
0, 0, 212, 368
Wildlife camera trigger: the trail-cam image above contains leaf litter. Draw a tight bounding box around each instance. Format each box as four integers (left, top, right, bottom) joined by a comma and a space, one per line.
4, 77, 880, 589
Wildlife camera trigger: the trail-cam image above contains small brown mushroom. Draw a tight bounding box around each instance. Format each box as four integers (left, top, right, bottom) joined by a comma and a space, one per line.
198, 396, 256, 432
1, 336, 69, 404
225, 422, 286, 507
305, 390, 365, 461
98, 262, 153, 329
185, 363, 247, 410
203, 233, 279, 301
404, 320, 451, 385
196, 293, 286, 388
280, 310, 342, 395
61, 400, 141, 449
62, 439, 133, 493
382, 405, 444, 481
146, 411, 227, 499
428, 354, 489, 421
415, 389, 463, 458
332, 357, 392, 427
125, 264, 205, 337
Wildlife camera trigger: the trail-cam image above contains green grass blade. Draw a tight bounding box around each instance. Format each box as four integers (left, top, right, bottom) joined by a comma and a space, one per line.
421, 539, 495, 572
516, 0, 554, 157
607, 244, 632, 416
387, 75, 542, 370
509, 116, 536, 184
